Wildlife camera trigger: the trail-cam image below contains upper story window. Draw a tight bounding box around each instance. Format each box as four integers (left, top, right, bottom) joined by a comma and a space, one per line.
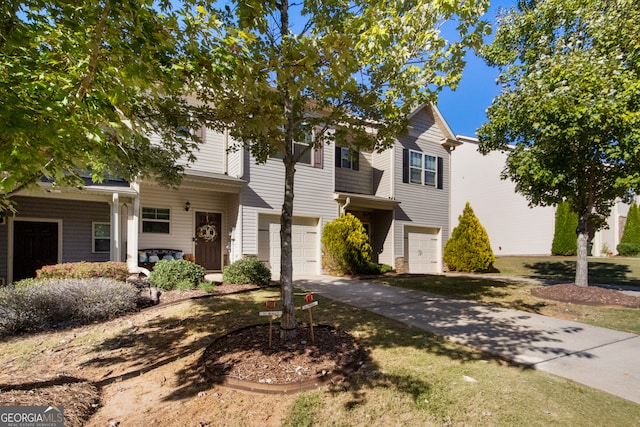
142, 207, 170, 234
271, 126, 323, 168
403, 149, 443, 189
335, 146, 360, 170
92, 222, 110, 253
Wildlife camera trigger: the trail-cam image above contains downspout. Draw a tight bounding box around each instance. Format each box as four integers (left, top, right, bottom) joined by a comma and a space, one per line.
340, 197, 351, 216
223, 128, 229, 175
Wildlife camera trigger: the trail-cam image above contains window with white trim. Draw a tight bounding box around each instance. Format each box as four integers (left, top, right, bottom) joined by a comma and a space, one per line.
271, 126, 321, 166
142, 207, 170, 234
93, 222, 110, 253
335, 146, 360, 170
409, 150, 437, 186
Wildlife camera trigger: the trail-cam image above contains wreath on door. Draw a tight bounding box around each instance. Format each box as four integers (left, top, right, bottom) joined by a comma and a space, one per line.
197, 223, 218, 242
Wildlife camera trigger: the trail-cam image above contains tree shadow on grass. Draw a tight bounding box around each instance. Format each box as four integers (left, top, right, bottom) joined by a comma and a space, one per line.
525, 260, 640, 285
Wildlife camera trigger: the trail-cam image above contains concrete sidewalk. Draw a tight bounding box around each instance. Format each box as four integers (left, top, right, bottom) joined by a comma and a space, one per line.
294, 275, 640, 405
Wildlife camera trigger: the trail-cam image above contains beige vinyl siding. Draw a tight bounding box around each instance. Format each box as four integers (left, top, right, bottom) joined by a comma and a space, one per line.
187, 128, 226, 174
10, 196, 111, 263
335, 151, 373, 194
138, 184, 231, 257
392, 108, 451, 266
240, 146, 337, 257
372, 148, 393, 198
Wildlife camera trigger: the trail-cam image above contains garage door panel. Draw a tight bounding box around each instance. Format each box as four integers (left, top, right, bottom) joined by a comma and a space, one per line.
258, 215, 319, 275
407, 228, 440, 274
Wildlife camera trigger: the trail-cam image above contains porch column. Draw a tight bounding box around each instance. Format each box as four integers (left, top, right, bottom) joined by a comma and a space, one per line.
110, 193, 120, 262
126, 182, 141, 273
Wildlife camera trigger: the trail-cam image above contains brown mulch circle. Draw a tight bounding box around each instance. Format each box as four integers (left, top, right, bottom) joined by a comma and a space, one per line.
531, 283, 640, 308
201, 324, 364, 393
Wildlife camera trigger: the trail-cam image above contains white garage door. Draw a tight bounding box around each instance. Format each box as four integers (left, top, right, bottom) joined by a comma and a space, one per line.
406, 228, 440, 274
258, 215, 319, 275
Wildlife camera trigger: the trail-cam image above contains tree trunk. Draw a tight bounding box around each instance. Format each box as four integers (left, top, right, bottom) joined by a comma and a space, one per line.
280, 155, 297, 341
575, 215, 589, 287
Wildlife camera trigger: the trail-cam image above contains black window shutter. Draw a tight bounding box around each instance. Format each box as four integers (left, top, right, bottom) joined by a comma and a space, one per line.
402, 148, 409, 183
437, 156, 444, 189
335, 145, 341, 168
314, 145, 323, 168
352, 151, 359, 171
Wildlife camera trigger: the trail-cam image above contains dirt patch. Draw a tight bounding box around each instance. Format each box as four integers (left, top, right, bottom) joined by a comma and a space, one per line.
202, 324, 362, 389
531, 283, 640, 308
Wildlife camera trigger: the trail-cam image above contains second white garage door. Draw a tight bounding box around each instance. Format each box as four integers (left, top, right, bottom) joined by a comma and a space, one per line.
258, 215, 319, 275
406, 227, 441, 274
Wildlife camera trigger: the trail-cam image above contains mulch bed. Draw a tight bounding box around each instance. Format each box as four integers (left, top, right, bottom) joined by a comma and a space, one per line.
531, 283, 640, 308
201, 324, 363, 392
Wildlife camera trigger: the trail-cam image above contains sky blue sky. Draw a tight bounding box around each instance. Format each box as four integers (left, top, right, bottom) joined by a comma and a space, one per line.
436, 0, 515, 138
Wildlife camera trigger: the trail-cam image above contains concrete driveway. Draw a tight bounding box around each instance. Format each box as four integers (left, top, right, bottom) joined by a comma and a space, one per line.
294, 275, 640, 405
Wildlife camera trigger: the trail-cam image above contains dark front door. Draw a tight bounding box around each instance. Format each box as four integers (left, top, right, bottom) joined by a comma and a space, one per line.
195, 212, 222, 271
13, 221, 59, 281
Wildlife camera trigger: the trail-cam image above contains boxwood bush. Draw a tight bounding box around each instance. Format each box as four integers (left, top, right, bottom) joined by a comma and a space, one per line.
36, 261, 129, 281
0, 278, 139, 336
222, 257, 271, 286
148, 259, 206, 290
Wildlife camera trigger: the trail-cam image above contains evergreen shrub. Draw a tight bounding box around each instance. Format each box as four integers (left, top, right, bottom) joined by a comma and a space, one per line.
148, 259, 205, 290
551, 201, 578, 256
222, 257, 271, 286
443, 202, 495, 272
322, 214, 372, 275
617, 203, 640, 257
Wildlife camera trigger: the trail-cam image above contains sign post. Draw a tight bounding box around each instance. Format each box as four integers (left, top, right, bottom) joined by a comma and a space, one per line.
301, 294, 318, 343
260, 300, 282, 348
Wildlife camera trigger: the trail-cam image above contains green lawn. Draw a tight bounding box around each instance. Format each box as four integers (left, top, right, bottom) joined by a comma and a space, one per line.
2, 289, 638, 424
489, 256, 640, 286
376, 256, 640, 334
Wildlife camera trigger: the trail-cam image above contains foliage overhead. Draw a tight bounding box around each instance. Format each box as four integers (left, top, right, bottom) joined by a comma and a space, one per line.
477, 0, 640, 285
443, 202, 495, 272
0, 0, 211, 212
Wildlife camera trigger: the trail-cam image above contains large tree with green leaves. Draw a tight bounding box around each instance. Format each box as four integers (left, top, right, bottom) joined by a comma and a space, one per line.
478, 0, 640, 286
0, 0, 209, 212
189, 0, 489, 340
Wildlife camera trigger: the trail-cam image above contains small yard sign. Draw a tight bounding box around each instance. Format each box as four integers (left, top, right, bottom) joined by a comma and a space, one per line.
260, 300, 282, 347
301, 294, 318, 342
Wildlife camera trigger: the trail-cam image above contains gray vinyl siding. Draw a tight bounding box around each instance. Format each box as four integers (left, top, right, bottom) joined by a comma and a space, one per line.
372, 148, 393, 198
392, 108, 452, 260
335, 151, 373, 194
240, 145, 337, 256
227, 139, 244, 179
11, 196, 110, 263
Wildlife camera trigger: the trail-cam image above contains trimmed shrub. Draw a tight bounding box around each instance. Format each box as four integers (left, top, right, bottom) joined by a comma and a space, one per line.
616, 243, 640, 257
322, 214, 372, 275
36, 262, 129, 281
148, 259, 205, 290
444, 202, 495, 272
356, 262, 394, 275
617, 203, 640, 257
0, 278, 139, 336
551, 201, 578, 256
222, 257, 271, 286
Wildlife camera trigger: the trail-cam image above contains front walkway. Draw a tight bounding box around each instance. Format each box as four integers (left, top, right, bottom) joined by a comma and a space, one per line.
293, 275, 640, 405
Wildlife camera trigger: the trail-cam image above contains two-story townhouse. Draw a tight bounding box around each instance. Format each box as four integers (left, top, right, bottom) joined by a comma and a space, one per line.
333, 105, 460, 274
0, 104, 458, 283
